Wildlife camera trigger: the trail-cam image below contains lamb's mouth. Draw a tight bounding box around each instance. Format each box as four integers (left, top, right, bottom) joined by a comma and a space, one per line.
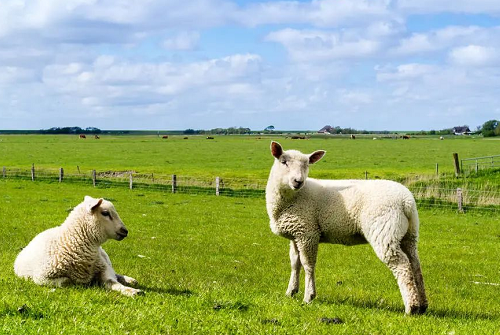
290, 181, 304, 190
116, 233, 127, 240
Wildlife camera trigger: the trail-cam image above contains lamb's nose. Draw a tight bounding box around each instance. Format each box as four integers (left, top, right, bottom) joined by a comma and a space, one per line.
119, 227, 128, 236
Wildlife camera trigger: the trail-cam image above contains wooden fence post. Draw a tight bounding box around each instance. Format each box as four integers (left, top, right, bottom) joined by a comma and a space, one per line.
59, 168, 64, 183
453, 153, 460, 177
364, 171, 368, 180
475, 160, 479, 173
435, 163, 439, 177
2, 166, 5, 178
216, 176, 220, 196
31, 164, 35, 181
129, 172, 133, 190
172, 174, 177, 193
92, 170, 96, 187
457, 188, 464, 212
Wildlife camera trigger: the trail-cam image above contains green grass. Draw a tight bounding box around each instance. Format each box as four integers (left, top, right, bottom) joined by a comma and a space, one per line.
1, 180, 500, 334
2, 134, 500, 180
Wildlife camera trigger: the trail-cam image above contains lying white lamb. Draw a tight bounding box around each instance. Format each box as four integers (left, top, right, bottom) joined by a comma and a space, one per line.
14, 196, 143, 297
265, 141, 427, 314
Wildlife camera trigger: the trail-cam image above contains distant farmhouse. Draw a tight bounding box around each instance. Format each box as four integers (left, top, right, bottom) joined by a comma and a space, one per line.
452, 126, 471, 135
318, 125, 334, 134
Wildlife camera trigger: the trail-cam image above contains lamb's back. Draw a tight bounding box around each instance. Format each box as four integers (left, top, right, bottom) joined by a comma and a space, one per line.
14, 227, 60, 279
309, 179, 414, 244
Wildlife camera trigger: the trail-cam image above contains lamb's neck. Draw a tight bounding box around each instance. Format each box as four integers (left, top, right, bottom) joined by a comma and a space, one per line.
266, 175, 301, 220
60, 212, 102, 250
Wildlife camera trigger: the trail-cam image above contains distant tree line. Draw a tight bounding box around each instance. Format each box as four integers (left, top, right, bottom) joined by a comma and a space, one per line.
410, 129, 454, 136
327, 126, 391, 135
183, 127, 251, 135
480, 120, 500, 137
39, 127, 102, 134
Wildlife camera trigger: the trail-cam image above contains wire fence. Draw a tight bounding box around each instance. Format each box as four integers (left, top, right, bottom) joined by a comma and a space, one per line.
2, 165, 500, 212
460, 154, 500, 175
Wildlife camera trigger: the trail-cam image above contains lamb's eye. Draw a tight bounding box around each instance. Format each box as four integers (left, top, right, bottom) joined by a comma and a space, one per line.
101, 211, 110, 217
281, 159, 287, 166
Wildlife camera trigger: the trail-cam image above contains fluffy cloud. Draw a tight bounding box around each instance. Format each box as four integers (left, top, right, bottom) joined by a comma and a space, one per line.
449, 45, 499, 66
162, 31, 200, 50
265, 28, 381, 62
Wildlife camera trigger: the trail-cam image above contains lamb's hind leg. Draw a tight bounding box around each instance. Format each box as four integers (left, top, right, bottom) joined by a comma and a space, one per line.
286, 240, 301, 297
401, 235, 428, 314
374, 242, 421, 314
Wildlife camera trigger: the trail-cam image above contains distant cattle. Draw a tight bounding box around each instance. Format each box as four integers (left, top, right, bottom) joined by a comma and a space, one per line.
162, 135, 169, 139
291, 136, 306, 140
439, 136, 444, 140
402, 135, 410, 139
206, 136, 214, 140
79, 134, 86, 139
183, 137, 188, 139
94, 135, 100, 139
350, 134, 356, 139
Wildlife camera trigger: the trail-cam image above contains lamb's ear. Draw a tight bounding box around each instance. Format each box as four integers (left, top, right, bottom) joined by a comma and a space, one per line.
309, 150, 326, 164
85, 196, 103, 212
271, 141, 283, 159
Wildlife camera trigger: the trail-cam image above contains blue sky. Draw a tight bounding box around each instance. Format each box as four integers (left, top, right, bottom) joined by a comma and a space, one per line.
1, 0, 500, 131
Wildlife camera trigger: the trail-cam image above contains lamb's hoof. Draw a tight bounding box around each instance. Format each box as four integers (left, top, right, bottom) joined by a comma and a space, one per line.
418, 304, 428, 314
286, 288, 298, 297
124, 276, 138, 286
303, 294, 316, 304
122, 287, 144, 297
406, 305, 421, 315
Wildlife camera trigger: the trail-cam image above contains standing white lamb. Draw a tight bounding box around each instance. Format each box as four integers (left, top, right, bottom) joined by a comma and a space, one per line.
14, 196, 142, 297
265, 141, 427, 314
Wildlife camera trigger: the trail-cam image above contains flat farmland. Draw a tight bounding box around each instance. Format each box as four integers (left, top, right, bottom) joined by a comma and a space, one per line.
1, 134, 499, 180
1, 134, 500, 334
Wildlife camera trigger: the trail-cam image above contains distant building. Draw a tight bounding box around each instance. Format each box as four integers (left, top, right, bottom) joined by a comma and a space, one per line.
318, 125, 334, 134
452, 126, 471, 135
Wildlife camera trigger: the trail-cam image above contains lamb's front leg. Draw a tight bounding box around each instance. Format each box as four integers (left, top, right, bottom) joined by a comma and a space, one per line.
286, 240, 301, 297
99, 248, 138, 287
296, 234, 320, 303
98, 250, 143, 297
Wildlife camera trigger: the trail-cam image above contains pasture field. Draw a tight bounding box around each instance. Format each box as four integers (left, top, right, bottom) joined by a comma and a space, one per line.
1, 134, 500, 181
1, 134, 500, 334
1, 180, 500, 334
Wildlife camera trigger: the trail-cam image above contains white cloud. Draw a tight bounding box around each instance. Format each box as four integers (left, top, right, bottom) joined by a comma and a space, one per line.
376, 63, 439, 82
162, 31, 200, 50
41, 53, 263, 110
266, 28, 381, 62
239, 0, 396, 27
449, 45, 499, 67
397, 0, 500, 14
390, 26, 494, 56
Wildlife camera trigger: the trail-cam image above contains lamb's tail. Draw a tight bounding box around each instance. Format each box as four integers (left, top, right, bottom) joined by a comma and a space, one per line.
403, 192, 420, 239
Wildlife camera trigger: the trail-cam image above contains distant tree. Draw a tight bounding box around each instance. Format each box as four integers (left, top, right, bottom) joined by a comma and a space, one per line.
481, 120, 499, 137
183, 129, 196, 135
264, 125, 275, 131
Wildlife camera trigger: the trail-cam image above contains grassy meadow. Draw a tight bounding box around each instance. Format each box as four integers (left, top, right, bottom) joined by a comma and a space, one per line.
1, 134, 500, 334
1, 133, 500, 180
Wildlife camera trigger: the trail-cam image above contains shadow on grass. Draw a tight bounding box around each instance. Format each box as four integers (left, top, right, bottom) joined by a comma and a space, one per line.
318, 296, 500, 320
137, 285, 195, 297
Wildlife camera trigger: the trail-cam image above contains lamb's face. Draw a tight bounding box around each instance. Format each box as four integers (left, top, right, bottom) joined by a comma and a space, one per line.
270, 141, 325, 191
85, 196, 129, 241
